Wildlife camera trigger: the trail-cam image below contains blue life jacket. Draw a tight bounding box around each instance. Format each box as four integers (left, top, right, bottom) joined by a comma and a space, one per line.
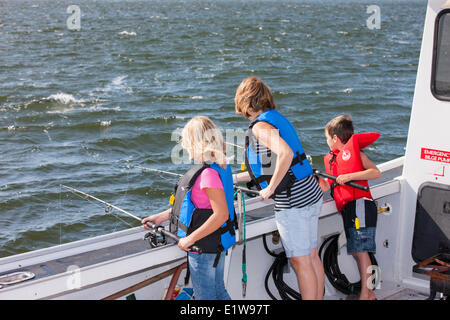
244, 109, 313, 194
169, 162, 236, 254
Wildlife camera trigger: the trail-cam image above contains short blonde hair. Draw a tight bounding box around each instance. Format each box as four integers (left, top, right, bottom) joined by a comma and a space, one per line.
235, 77, 276, 118
180, 116, 227, 165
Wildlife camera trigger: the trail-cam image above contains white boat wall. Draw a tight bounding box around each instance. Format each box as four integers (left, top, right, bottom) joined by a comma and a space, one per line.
0, 0, 448, 300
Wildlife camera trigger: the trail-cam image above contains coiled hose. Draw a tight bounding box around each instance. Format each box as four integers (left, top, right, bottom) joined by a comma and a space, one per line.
262, 233, 302, 300
318, 233, 378, 295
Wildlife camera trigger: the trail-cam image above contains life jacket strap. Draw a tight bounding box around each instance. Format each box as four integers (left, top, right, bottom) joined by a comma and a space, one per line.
219, 216, 237, 236
291, 151, 307, 166
330, 181, 338, 200
213, 251, 222, 268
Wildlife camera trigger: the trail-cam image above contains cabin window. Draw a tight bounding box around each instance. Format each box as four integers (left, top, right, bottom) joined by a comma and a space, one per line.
433, 11, 450, 100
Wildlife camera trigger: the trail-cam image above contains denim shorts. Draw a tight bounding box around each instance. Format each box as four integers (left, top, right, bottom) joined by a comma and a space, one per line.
346, 227, 377, 254
274, 198, 323, 258
188, 251, 231, 300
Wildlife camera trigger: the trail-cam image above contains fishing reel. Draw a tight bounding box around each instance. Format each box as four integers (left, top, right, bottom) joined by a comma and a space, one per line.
144, 227, 167, 249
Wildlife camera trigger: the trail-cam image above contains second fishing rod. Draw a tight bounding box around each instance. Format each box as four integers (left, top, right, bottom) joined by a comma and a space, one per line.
135, 164, 370, 195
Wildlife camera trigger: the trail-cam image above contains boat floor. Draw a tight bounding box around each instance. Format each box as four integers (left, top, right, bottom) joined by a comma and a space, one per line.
322, 281, 430, 300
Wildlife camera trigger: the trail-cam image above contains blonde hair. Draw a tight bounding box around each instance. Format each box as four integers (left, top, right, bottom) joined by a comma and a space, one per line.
180, 116, 227, 165
235, 76, 276, 118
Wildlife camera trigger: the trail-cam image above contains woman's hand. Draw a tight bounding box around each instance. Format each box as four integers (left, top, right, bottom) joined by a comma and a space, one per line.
259, 185, 275, 200
318, 177, 330, 192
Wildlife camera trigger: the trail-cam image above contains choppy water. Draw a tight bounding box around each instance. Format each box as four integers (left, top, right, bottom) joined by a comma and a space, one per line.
0, 0, 427, 257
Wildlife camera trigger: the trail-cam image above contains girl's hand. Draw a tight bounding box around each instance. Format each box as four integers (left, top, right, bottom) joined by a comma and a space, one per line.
141, 215, 157, 230
141, 210, 170, 229
178, 235, 195, 252
259, 185, 275, 200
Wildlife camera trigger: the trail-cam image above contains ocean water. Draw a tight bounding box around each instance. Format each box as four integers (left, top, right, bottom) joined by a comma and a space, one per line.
0, 0, 427, 257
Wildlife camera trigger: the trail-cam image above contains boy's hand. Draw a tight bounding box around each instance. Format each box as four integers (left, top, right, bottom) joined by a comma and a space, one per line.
336, 174, 353, 185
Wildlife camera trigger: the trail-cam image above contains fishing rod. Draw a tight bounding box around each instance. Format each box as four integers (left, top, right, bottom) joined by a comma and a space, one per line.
135, 162, 368, 194
134, 165, 182, 177
313, 169, 369, 192
303, 153, 369, 192
135, 165, 260, 195
59, 184, 203, 253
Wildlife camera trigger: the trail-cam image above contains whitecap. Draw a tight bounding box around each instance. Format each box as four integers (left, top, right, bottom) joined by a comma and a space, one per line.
95, 76, 132, 94
47, 93, 84, 104
191, 96, 203, 100
112, 75, 127, 86
118, 31, 137, 36
7, 125, 15, 131
342, 88, 353, 94
100, 120, 111, 127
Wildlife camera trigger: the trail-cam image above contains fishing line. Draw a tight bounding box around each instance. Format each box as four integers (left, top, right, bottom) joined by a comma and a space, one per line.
59, 184, 62, 245
60, 185, 135, 228
225, 141, 244, 149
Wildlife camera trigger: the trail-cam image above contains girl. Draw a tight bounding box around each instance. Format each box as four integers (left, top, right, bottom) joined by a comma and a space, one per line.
233, 77, 325, 300
142, 116, 235, 300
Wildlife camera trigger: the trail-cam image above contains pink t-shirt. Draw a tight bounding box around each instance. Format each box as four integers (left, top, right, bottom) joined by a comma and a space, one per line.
191, 168, 224, 209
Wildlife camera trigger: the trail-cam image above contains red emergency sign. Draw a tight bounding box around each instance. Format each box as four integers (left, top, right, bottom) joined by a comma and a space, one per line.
420, 147, 450, 163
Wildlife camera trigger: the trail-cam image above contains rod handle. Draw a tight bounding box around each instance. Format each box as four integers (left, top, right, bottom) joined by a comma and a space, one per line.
235, 186, 260, 196
145, 222, 203, 254
313, 169, 370, 192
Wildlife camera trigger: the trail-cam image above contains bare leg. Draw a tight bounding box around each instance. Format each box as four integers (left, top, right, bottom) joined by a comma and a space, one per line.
290, 255, 318, 300
310, 248, 325, 300
352, 252, 376, 300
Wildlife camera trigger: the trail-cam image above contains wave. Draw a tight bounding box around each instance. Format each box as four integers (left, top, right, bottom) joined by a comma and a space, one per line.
118, 31, 137, 36
90, 75, 133, 95
46, 93, 85, 104
0, 93, 110, 116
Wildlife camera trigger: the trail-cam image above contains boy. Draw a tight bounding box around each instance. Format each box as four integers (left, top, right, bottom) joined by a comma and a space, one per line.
319, 114, 381, 300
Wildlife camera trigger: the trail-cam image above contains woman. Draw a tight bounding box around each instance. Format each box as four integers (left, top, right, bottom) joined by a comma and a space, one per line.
233, 76, 325, 300
142, 116, 236, 300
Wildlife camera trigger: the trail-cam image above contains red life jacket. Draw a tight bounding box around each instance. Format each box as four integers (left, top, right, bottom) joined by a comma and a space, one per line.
324, 132, 380, 212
